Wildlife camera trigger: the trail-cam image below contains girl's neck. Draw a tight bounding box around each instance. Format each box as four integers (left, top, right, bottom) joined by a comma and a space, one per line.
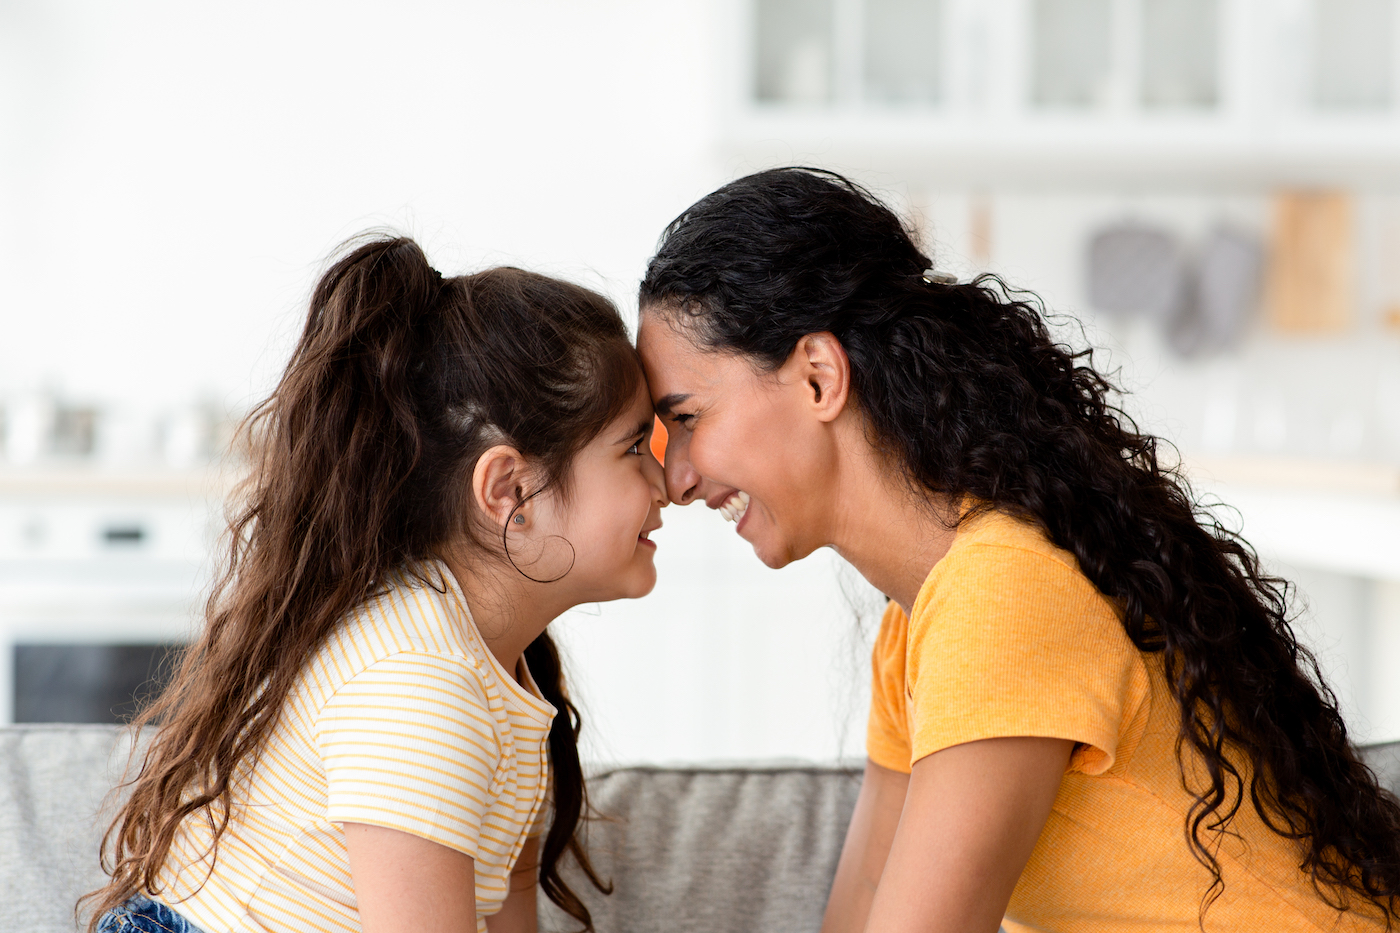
439, 553, 569, 681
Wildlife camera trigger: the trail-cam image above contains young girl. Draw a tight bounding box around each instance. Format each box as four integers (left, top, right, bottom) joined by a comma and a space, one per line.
636, 168, 1400, 932
86, 235, 665, 933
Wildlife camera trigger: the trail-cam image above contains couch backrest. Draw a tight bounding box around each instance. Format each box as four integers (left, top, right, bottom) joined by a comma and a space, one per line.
3, 725, 1398, 933
1, 726, 141, 933
539, 764, 862, 933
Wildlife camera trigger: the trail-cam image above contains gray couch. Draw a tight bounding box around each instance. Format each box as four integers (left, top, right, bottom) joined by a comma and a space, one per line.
4, 725, 1399, 933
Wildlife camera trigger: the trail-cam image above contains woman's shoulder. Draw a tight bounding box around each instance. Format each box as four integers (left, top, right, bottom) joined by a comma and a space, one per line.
919, 506, 1100, 612
898, 506, 1152, 775
909, 505, 1138, 680
948, 506, 1080, 573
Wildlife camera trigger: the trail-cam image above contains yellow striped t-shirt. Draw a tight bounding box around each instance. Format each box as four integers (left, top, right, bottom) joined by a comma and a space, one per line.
152, 561, 556, 933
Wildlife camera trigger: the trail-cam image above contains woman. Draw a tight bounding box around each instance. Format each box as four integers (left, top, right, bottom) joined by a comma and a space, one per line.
635, 168, 1400, 933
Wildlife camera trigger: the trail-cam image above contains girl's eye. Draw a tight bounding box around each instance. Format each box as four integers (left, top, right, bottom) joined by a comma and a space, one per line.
627, 441, 643, 455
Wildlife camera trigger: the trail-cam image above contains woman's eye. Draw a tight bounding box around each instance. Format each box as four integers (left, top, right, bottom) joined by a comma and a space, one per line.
672, 413, 694, 428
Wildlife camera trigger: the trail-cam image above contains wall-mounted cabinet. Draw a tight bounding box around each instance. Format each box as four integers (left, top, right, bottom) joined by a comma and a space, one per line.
727, 0, 1400, 186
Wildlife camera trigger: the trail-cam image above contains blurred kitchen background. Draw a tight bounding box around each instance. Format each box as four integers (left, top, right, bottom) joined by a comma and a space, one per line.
2, 0, 1397, 762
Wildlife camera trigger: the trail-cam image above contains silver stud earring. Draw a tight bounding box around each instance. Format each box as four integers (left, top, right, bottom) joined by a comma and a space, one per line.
513, 514, 526, 525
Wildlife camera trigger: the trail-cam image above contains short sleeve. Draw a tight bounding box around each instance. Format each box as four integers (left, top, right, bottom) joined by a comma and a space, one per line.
317, 651, 501, 858
906, 543, 1149, 775
866, 600, 914, 774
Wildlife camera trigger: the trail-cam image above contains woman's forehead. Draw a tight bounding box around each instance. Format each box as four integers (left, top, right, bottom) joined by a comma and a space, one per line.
636, 315, 707, 385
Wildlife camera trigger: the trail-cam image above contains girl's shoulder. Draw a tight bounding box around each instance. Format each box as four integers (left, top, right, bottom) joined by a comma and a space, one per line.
308, 561, 492, 697
355, 560, 481, 661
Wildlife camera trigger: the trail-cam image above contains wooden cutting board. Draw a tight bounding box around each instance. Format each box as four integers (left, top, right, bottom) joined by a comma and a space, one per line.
1266, 191, 1353, 333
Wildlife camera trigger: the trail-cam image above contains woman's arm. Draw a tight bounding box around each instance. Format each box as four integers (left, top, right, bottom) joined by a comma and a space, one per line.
485, 836, 539, 933
865, 736, 1072, 933
344, 822, 478, 933
821, 760, 910, 933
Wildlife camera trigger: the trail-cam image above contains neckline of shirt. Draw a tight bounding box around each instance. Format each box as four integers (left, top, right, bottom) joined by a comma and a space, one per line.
422, 559, 557, 726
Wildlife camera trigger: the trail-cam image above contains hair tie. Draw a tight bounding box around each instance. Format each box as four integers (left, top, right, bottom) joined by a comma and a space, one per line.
921, 268, 959, 285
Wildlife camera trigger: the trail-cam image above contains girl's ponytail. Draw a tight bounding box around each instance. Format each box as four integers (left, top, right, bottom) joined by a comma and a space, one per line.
86, 236, 448, 928
523, 632, 611, 927
87, 236, 631, 931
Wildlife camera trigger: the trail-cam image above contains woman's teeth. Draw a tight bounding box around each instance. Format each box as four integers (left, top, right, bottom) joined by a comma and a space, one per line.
719, 491, 750, 523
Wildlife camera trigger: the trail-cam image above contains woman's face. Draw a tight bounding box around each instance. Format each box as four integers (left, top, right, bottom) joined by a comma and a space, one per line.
635, 313, 843, 569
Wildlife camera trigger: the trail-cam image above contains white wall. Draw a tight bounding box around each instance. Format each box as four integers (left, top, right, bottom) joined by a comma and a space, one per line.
0, 0, 725, 410
3, 1, 1397, 758
0, 0, 887, 762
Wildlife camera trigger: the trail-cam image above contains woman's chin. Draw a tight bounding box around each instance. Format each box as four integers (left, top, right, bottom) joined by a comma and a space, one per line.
747, 533, 794, 570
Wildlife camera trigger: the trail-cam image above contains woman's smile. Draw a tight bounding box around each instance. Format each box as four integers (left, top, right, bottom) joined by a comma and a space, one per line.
717, 490, 750, 524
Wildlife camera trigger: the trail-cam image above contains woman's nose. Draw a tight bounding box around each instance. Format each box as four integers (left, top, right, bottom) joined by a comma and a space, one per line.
664, 431, 701, 506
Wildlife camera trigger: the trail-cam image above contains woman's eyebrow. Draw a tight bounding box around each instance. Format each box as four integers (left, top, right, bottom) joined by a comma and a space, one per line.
654, 393, 691, 416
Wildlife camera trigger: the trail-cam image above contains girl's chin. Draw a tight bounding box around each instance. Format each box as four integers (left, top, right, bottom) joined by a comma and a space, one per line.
632, 559, 659, 593
606, 561, 658, 601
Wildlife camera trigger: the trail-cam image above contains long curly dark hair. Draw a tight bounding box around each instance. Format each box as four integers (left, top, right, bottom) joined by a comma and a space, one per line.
84, 236, 620, 931
639, 167, 1400, 921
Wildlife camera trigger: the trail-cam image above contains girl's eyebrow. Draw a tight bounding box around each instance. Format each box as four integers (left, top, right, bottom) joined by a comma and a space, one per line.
615, 418, 652, 445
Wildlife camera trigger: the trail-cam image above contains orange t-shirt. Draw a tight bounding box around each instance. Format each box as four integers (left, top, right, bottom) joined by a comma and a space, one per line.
867, 508, 1385, 933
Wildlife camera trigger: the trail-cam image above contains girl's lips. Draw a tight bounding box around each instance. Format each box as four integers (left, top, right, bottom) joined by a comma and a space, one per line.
637, 534, 657, 550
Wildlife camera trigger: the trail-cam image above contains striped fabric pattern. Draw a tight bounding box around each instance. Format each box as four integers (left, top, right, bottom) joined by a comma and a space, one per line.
153, 562, 556, 933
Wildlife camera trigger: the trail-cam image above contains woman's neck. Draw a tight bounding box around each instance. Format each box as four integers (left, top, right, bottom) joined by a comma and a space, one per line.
825, 421, 960, 614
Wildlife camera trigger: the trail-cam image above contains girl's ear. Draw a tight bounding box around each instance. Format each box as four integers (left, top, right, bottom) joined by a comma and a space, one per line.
472, 445, 530, 528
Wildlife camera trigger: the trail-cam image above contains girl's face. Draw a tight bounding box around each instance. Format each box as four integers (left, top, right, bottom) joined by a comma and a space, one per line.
635, 314, 841, 569
532, 385, 668, 600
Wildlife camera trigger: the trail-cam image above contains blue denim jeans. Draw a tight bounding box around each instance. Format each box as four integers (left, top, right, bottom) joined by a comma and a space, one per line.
96, 894, 207, 933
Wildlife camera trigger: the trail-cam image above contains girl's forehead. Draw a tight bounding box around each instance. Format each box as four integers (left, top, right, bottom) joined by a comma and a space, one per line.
598, 382, 656, 437
619, 381, 655, 418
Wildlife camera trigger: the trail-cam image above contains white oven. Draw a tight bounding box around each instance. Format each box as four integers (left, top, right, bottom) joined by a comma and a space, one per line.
0, 470, 225, 723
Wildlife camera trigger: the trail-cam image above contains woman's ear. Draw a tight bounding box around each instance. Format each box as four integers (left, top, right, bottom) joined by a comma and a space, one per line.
794, 332, 851, 423
472, 445, 530, 528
